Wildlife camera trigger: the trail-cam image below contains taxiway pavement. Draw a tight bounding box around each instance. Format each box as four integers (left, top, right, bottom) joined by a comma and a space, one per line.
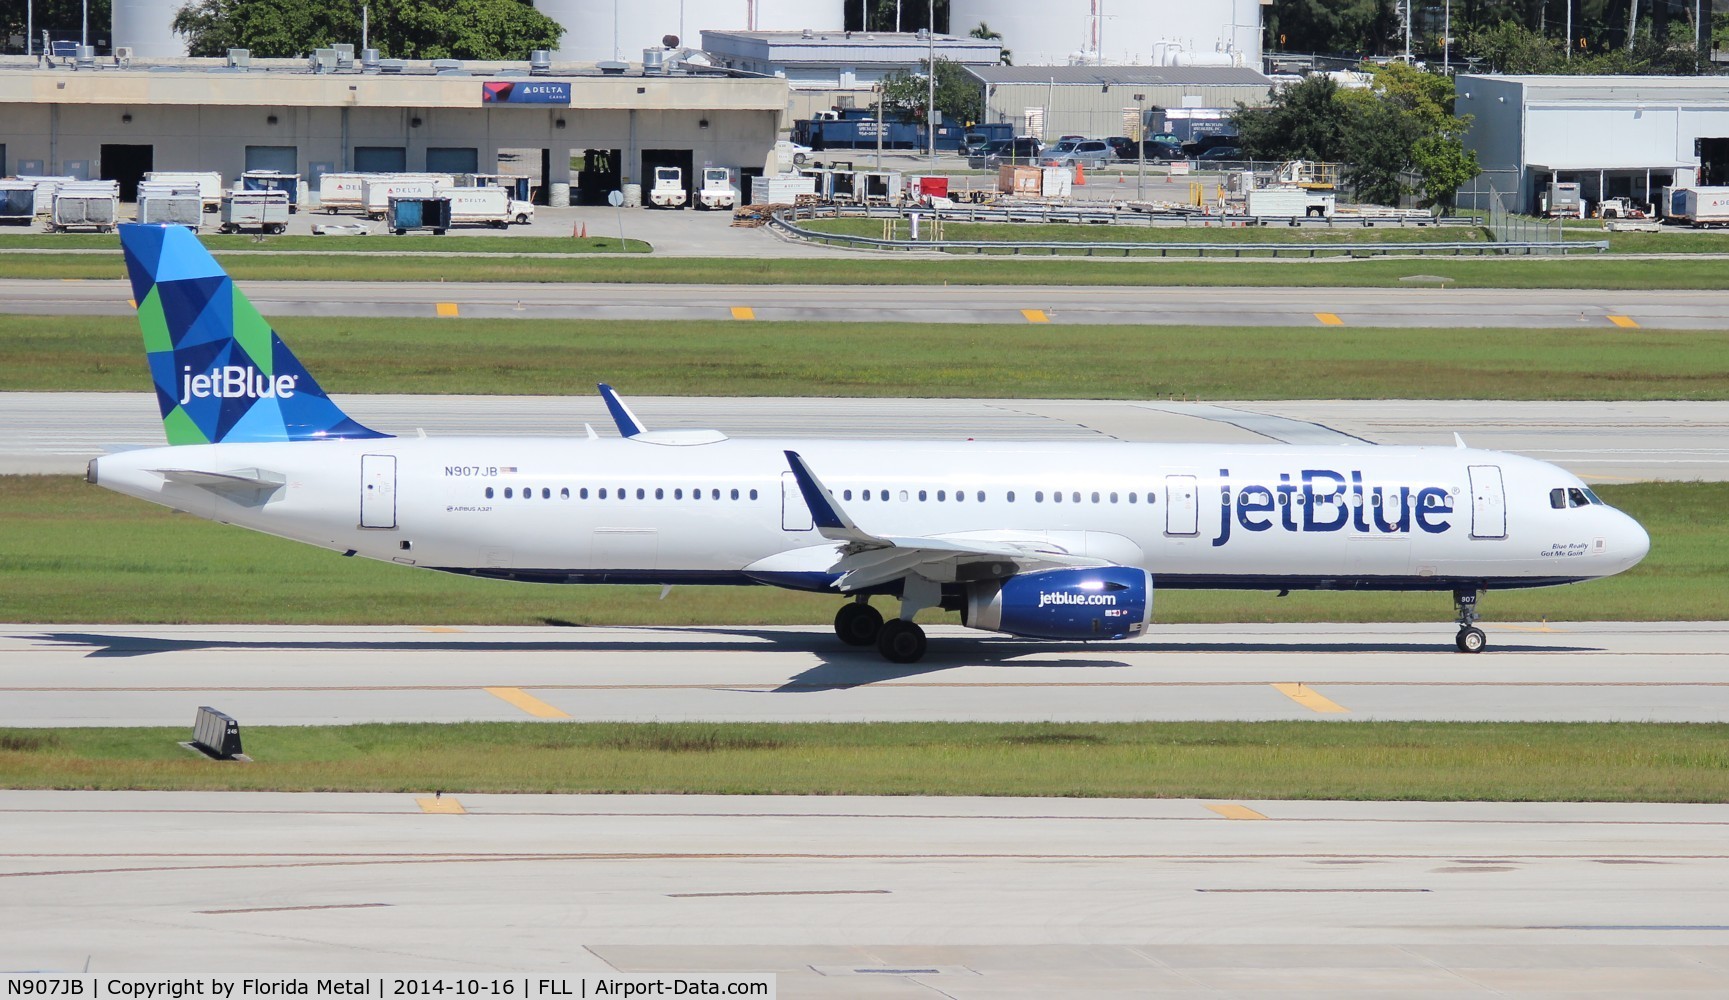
5, 393, 1726, 481
4, 277, 1725, 329
4, 622, 1726, 727
3, 789, 1726, 995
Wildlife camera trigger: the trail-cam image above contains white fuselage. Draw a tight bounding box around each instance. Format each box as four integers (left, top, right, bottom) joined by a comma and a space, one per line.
90, 437, 1650, 595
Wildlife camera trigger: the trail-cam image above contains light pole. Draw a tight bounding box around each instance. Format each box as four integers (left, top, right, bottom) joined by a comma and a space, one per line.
927, 6, 936, 160
1134, 93, 1145, 201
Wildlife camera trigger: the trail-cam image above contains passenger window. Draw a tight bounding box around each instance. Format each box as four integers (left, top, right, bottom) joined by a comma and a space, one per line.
635, 488, 645, 499
749, 489, 759, 500
956, 490, 965, 502
1054, 491, 1063, 503
598, 488, 606, 499
1091, 492, 1100, 504
937, 490, 947, 501
542, 488, 551, 499
1007, 491, 1016, 502
504, 487, 513, 499
674, 489, 683, 499
580, 488, 588, 499
1035, 491, 1044, 502
731, 488, 739, 500
712, 490, 720, 500
844, 490, 853, 500
1071, 492, 1081, 503
899, 490, 909, 501
484, 487, 494, 499
1128, 492, 1137, 503
560, 488, 569, 499
1110, 492, 1118, 503
919, 490, 928, 501
976, 491, 985, 502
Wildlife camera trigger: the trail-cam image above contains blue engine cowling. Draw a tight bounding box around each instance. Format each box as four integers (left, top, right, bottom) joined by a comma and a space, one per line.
964, 567, 1153, 641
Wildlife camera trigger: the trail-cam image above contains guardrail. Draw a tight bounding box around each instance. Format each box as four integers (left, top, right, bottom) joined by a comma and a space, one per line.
783, 203, 1475, 229
771, 207, 1608, 257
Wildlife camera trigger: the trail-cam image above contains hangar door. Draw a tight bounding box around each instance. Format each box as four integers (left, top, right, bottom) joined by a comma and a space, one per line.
354, 146, 407, 173
245, 145, 298, 174
426, 147, 478, 174
100, 144, 153, 201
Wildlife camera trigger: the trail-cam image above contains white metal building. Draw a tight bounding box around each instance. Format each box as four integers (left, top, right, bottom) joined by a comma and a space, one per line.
1457, 74, 1729, 214
0, 57, 786, 207
948, 0, 1266, 69
537, 0, 844, 64
969, 65, 1272, 143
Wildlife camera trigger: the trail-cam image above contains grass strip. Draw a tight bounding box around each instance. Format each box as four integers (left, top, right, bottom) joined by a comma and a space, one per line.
5, 251, 1729, 289
799, 217, 1495, 250
0, 721, 1725, 801
0, 478, 1716, 624
5, 316, 1728, 399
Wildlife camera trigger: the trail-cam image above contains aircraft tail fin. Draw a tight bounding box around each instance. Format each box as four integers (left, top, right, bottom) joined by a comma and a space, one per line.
119, 223, 388, 446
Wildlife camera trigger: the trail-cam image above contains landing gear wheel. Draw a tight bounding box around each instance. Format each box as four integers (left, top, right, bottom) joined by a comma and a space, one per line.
1456, 627, 1486, 653
834, 601, 883, 647
875, 619, 927, 664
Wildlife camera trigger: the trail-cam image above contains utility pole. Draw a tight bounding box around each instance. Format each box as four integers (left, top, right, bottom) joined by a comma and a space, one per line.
1403, 0, 1412, 62
1134, 93, 1145, 202
26, 0, 32, 57
876, 83, 883, 171
1628, 0, 1639, 53
81, 0, 87, 47
1444, 0, 1451, 75
927, 5, 936, 159
1567, 0, 1573, 60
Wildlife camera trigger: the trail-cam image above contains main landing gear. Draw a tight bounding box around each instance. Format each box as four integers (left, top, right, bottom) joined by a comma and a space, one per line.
1453, 588, 1487, 653
832, 579, 938, 663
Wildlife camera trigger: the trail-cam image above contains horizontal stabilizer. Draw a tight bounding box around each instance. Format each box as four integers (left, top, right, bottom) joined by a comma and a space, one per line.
153, 467, 286, 506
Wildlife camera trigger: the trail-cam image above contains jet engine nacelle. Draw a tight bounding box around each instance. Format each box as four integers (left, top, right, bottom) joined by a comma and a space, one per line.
964, 567, 1153, 641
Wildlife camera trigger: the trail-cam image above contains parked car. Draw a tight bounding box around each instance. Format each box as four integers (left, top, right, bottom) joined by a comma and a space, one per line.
957, 133, 994, 157
1139, 139, 1184, 160
1182, 133, 1241, 158
975, 137, 1044, 169
774, 139, 813, 166
1045, 139, 1113, 170
1196, 146, 1243, 162
1104, 136, 1138, 160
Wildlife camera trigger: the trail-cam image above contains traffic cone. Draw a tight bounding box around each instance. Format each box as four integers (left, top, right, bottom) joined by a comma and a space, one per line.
1074, 162, 1086, 185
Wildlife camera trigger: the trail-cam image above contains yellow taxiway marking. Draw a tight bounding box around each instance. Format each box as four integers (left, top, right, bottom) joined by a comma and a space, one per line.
484, 686, 571, 719
1206, 804, 1268, 821
435, 302, 460, 317
1607, 314, 1639, 328
419, 626, 464, 633
127, 299, 136, 309
1314, 312, 1344, 326
1021, 309, 1050, 323
730, 306, 756, 320
416, 796, 466, 814
1272, 682, 1350, 714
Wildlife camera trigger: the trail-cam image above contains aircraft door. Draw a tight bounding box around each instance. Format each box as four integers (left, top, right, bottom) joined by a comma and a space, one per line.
1164, 475, 1198, 535
1468, 465, 1507, 539
781, 472, 813, 531
360, 454, 397, 528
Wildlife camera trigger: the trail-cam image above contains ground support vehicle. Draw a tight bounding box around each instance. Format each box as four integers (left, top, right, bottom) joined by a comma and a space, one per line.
49, 181, 121, 232
219, 189, 290, 234
442, 186, 533, 227
649, 166, 688, 208
142, 171, 223, 212
136, 182, 203, 229
387, 195, 452, 235
698, 167, 739, 210
239, 171, 302, 214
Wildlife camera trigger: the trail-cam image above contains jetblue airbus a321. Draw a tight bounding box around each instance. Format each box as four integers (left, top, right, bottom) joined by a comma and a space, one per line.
89, 224, 1650, 662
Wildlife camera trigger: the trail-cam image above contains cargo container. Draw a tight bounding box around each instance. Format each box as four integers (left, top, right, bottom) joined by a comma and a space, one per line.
50, 181, 121, 232
240, 170, 302, 213
1539, 181, 1583, 219
387, 195, 451, 234
315, 172, 380, 213
464, 173, 534, 202
1247, 186, 1335, 218
442, 186, 534, 227
14, 176, 74, 216
219, 189, 290, 233
0, 180, 37, 224
142, 171, 223, 212
136, 182, 203, 229
361, 177, 439, 219
1667, 187, 1729, 227
749, 172, 817, 205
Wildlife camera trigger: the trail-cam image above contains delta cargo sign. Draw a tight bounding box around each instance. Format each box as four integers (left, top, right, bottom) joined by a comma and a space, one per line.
482, 81, 571, 104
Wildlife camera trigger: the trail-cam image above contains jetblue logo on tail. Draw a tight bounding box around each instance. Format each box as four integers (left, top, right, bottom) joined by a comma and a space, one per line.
179, 365, 299, 406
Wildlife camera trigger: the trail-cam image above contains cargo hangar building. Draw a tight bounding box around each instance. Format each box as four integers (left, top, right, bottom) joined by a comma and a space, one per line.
1455, 74, 1729, 215
0, 54, 788, 207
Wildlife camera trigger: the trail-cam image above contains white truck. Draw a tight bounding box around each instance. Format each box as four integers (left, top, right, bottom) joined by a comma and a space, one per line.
649, 166, 688, 208
697, 167, 738, 210
142, 171, 224, 212
1540, 181, 1584, 219
1667, 187, 1729, 228
1247, 185, 1336, 219
442, 186, 535, 227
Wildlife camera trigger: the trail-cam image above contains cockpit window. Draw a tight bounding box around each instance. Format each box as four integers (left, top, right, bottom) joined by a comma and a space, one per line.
1582, 488, 1605, 506
1568, 487, 1590, 507
1550, 488, 1567, 509
1552, 487, 1600, 509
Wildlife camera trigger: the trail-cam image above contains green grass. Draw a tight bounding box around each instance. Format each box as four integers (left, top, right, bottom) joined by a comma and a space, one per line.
0, 478, 1716, 625
6, 316, 1729, 399
1, 721, 1725, 801
801, 217, 1493, 251
7, 250, 1729, 288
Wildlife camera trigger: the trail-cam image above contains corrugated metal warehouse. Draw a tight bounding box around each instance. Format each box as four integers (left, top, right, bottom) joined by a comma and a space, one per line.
966, 65, 1273, 142
1457, 74, 1729, 214
0, 58, 786, 207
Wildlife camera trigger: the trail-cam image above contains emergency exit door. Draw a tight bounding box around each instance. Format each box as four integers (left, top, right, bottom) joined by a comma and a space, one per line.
360, 454, 397, 528
1468, 465, 1506, 539
1164, 475, 1198, 535
781, 472, 813, 531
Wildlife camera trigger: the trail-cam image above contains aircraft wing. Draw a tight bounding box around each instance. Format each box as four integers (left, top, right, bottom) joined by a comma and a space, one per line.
782, 450, 1113, 590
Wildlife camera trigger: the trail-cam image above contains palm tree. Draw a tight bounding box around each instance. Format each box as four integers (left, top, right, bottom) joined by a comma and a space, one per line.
970, 20, 1011, 65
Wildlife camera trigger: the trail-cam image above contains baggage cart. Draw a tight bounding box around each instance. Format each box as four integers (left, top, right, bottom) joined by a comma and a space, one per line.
219, 189, 290, 233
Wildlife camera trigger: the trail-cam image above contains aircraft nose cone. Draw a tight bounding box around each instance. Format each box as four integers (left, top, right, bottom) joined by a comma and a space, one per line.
1621, 513, 1651, 570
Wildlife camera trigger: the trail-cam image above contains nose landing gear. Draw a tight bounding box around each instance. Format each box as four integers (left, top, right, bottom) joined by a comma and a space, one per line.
1454, 588, 1487, 653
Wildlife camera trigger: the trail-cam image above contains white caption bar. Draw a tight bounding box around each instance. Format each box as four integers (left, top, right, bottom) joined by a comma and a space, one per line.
3, 978, 773, 1000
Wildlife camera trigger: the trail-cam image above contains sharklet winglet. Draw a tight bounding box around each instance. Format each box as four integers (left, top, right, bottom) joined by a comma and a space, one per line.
598, 383, 646, 437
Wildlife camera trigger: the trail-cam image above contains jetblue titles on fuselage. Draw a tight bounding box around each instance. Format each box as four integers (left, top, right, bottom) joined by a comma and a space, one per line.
1211, 467, 1454, 547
